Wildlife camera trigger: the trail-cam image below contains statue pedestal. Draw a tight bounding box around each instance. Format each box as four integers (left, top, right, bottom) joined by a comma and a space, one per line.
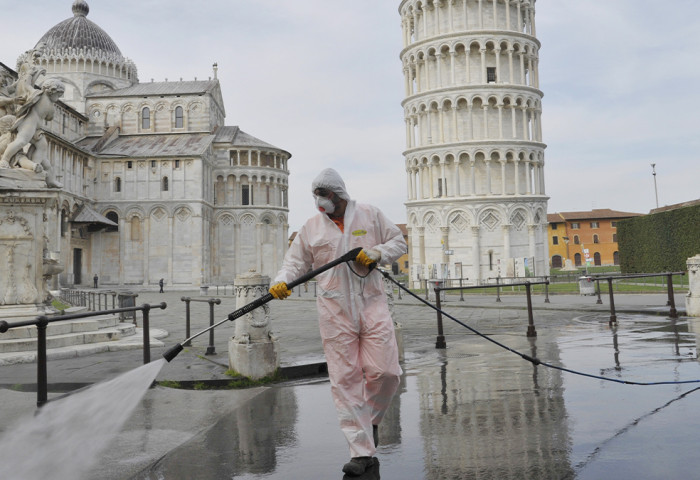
0, 190, 61, 321
686, 255, 700, 317
228, 271, 279, 379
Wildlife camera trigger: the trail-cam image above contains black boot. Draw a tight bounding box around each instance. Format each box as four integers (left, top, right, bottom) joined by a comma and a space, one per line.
342, 456, 374, 476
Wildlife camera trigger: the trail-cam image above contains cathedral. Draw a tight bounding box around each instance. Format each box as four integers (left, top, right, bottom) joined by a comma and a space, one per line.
0, 1, 291, 289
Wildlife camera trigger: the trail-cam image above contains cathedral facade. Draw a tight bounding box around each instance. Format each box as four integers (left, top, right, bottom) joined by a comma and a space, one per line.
1, 1, 290, 289
399, 0, 548, 285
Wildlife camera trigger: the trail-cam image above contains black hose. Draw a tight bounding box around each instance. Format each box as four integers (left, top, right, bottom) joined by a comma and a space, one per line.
379, 269, 700, 387
163, 247, 363, 362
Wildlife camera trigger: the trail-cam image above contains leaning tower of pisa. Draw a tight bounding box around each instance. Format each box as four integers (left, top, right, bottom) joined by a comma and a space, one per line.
399, 0, 548, 286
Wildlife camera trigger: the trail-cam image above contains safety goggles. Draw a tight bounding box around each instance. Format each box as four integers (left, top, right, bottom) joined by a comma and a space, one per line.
313, 188, 332, 198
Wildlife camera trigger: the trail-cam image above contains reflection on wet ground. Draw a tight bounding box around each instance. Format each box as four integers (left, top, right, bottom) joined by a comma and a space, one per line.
135, 313, 700, 479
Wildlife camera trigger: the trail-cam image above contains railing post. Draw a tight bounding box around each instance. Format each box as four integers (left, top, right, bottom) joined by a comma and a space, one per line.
667, 273, 678, 318
596, 279, 603, 304
314, 281, 317, 297
181, 297, 192, 346
526, 283, 537, 337
608, 278, 617, 325
544, 276, 550, 303
37, 317, 48, 408
142, 304, 151, 364
459, 277, 464, 302
435, 287, 446, 349
206, 298, 221, 355
424, 279, 429, 300
496, 277, 501, 302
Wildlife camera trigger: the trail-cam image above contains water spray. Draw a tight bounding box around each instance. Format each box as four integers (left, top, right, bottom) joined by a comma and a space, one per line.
162, 247, 364, 362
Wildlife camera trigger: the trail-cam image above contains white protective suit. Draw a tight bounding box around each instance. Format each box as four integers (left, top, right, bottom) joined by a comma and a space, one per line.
274, 168, 406, 458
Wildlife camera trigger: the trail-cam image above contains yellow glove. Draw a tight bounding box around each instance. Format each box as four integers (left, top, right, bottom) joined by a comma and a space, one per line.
355, 248, 381, 267
269, 282, 291, 300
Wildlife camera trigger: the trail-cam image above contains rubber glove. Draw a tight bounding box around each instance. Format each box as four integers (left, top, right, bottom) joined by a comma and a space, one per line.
269, 282, 291, 299
355, 248, 381, 267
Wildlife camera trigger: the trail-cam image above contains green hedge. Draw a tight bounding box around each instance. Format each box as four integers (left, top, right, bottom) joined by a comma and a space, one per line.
618, 204, 700, 273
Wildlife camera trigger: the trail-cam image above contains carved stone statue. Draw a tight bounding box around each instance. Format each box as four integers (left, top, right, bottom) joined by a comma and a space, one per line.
0, 78, 64, 187
0, 43, 62, 188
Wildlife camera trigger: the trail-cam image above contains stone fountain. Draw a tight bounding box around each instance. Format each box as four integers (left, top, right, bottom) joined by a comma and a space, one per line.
0, 47, 64, 321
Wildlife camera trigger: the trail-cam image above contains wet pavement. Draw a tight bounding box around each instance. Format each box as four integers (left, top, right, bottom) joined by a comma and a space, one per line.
1, 287, 698, 479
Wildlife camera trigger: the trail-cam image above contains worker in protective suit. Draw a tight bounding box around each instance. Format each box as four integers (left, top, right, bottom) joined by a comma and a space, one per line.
270, 168, 406, 476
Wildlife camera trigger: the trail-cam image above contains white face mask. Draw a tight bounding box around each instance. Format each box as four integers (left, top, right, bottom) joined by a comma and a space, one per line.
314, 195, 335, 214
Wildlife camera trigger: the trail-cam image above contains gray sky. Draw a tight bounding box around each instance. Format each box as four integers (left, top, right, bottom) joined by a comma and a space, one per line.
2, 0, 698, 232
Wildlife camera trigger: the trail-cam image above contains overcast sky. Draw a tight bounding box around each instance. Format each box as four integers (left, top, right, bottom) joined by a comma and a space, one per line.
1, 0, 698, 232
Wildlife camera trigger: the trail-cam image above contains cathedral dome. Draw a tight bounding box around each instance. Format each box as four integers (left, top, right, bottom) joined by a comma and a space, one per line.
36, 1, 122, 57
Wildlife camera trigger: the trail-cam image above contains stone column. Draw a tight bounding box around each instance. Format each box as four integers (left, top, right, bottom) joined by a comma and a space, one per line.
686, 255, 700, 317
471, 225, 481, 283
228, 270, 278, 379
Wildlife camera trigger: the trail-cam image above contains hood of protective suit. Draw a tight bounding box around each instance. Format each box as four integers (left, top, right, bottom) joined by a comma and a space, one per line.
311, 168, 351, 201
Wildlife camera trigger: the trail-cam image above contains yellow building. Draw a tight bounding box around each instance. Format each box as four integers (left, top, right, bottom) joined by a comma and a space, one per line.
547, 209, 642, 268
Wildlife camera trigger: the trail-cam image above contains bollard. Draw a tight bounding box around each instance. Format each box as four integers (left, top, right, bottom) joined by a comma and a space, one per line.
434, 287, 447, 349
459, 278, 464, 302
544, 276, 550, 303
496, 277, 501, 302
229, 271, 278, 379
525, 283, 537, 337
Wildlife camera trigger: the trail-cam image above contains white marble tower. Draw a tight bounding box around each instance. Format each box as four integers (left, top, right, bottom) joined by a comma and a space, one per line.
399, 0, 548, 285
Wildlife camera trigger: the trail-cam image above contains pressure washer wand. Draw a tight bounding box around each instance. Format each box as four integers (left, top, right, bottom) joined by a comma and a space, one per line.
162, 246, 364, 362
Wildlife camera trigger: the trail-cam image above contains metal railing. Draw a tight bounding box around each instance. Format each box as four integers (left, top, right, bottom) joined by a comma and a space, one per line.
180, 297, 221, 354
59, 288, 119, 312
433, 281, 549, 348
588, 272, 685, 324
0, 302, 167, 407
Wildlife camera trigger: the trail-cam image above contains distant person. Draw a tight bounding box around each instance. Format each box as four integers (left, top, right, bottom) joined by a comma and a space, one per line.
159, 278, 164, 293
93, 274, 98, 288
269, 168, 406, 476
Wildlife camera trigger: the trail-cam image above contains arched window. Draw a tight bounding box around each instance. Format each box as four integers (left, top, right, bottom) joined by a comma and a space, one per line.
574, 253, 582, 266
175, 106, 183, 128
141, 107, 150, 129
613, 251, 620, 265
573, 235, 580, 245
594, 252, 601, 266
61, 209, 68, 237
105, 211, 119, 233
114, 177, 121, 192
162, 176, 169, 191
593, 234, 599, 244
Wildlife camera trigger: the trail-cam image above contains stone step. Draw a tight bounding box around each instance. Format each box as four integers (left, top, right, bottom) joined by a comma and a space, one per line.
0, 315, 121, 340
0, 327, 169, 366
0, 321, 134, 353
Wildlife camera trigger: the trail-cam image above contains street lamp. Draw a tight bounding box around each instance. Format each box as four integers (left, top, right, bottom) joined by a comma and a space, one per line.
651, 163, 659, 208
